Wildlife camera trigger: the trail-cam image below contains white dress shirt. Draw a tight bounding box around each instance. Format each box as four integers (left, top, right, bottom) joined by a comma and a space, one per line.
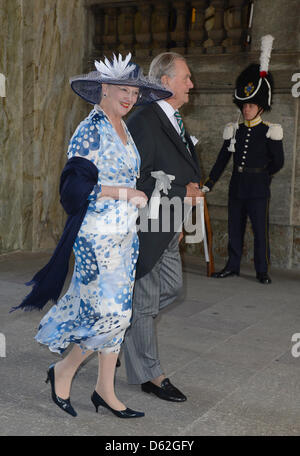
156, 100, 181, 136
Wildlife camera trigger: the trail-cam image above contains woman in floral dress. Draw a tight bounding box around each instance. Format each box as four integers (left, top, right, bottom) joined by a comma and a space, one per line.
17, 54, 171, 418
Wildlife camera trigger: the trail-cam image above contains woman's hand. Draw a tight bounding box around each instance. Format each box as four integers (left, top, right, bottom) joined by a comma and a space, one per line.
127, 189, 148, 208
99, 186, 148, 208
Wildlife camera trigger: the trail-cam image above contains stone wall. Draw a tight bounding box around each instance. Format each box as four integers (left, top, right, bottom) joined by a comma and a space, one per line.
0, 0, 91, 253
0, 0, 23, 252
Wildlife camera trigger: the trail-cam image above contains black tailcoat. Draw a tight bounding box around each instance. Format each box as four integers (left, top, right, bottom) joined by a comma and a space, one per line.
126, 103, 201, 279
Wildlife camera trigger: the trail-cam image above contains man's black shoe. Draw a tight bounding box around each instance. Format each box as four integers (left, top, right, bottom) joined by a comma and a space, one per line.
212, 268, 239, 278
256, 272, 272, 284
141, 378, 187, 402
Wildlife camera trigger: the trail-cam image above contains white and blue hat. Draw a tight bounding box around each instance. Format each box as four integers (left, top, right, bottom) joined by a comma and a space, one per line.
70, 53, 172, 106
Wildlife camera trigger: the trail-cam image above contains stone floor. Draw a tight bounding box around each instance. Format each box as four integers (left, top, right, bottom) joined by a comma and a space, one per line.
0, 251, 300, 436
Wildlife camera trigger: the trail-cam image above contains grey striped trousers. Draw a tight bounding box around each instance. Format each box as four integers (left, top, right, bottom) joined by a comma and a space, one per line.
123, 234, 183, 384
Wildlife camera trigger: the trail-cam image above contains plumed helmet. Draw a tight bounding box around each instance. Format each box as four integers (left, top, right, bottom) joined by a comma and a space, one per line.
233, 35, 274, 112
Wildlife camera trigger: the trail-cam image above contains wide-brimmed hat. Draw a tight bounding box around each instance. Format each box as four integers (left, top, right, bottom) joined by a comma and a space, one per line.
233, 35, 274, 112
70, 53, 172, 106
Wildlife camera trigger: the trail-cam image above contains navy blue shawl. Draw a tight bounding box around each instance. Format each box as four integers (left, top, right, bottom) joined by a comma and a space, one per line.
11, 157, 98, 312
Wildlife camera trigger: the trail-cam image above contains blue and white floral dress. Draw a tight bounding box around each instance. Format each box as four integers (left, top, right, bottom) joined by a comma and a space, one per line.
35, 106, 140, 354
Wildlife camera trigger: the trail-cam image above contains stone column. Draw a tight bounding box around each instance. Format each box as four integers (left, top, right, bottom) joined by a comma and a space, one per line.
118, 6, 136, 54
0, 0, 89, 254
152, 1, 170, 55
91, 5, 105, 52
103, 7, 119, 54
135, 2, 152, 58
22, 2, 35, 250
293, 98, 300, 267
0, 0, 24, 252
188, 0, 208, 54
170, 1, 188, 54
250, 0, 300, 269
223, 0, 246, 53
204, 0, 226, 53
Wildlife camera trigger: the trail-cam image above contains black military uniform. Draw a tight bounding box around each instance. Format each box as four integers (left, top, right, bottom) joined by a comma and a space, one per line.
204, 51, 284, 283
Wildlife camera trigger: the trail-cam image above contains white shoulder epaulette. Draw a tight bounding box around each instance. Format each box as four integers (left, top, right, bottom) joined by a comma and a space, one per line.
223, 122, 236, 140
223, 122, 239, 152
265, 122, 283, 140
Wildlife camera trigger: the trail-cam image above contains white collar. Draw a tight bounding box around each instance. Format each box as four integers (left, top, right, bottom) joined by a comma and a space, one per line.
156, 99, 177, 119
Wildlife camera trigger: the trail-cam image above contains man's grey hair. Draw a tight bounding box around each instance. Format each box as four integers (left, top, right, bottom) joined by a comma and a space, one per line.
149, 52, 186, 83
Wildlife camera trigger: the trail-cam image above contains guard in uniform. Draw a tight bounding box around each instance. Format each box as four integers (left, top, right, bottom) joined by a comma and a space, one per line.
203, 36, 284, 284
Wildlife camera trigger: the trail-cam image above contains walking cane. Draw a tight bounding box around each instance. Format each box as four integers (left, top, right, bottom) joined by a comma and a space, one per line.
200, 182, 215, 277
179, 185, 215, 277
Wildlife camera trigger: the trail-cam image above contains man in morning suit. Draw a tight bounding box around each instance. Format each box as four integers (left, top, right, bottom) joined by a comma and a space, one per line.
123, 52, 204, 401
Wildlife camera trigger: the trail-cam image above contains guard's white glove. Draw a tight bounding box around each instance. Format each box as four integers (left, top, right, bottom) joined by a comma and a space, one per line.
200, 185, 210, 193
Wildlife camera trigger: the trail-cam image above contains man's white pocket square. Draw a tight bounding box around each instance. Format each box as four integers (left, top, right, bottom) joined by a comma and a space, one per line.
190, 135, 199, 146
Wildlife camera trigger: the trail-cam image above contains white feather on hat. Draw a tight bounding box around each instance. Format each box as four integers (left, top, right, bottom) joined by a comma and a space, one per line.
260, 35, 274, 77
95, 53, 136, 80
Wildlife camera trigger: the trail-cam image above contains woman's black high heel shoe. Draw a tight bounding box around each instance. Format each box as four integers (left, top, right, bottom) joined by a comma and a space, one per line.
45, 364, 77, 417
91, 390, 144, 418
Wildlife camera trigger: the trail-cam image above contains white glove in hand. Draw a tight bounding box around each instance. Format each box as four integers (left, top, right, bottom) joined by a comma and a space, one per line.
151, 171, 175, 195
